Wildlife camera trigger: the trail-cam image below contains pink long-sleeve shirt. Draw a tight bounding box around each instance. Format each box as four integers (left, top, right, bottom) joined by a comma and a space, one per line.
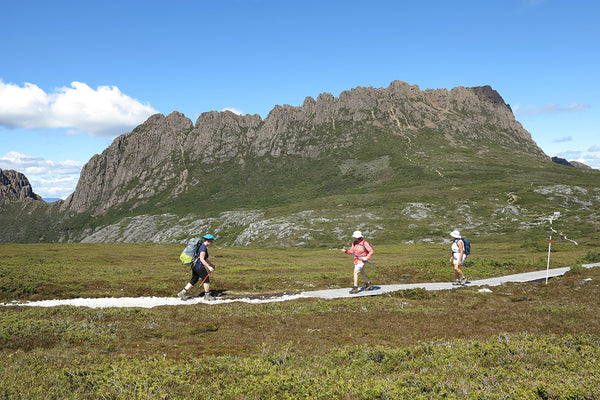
344, 239, 374, 264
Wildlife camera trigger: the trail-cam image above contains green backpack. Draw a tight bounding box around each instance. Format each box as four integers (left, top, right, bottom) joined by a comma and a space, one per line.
179, 238, 202, 265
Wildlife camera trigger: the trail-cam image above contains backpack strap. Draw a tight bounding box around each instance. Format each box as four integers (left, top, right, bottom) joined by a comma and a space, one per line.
359, 241, 373, 255
452, 238, 463, 252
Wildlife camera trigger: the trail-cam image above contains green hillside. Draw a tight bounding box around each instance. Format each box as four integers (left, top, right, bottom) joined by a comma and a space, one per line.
55, 124, 600, 246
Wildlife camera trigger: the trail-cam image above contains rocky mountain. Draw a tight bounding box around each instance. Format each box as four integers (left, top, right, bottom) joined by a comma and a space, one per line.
1, 80, 599, 245
61, 81, 546, 217
0, 169, 43, 205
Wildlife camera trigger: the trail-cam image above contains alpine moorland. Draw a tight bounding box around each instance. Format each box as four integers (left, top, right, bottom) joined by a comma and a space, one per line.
1, 243, 600, 398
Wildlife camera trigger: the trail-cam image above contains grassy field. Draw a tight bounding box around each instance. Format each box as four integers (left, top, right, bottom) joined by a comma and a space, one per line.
1, 240, 600, 399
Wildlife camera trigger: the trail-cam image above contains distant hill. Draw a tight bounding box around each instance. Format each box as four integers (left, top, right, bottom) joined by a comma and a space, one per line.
551, 156, 592, 169
1, 80, 599, 246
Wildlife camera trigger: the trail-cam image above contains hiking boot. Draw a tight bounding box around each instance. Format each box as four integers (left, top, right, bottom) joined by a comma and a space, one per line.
365, 281, 373, 291
204, 291, 214, 301
452, 280, 461, 286
177, 289, 188, 300
349, 286, 359, 294
460, 277, 468, 285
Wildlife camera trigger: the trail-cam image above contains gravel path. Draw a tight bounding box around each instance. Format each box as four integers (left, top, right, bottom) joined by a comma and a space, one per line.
3, 263, 598, 309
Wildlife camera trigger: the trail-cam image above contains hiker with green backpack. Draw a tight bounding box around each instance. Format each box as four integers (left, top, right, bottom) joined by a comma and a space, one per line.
449, 230, 469, 286
178, 234, 216, 300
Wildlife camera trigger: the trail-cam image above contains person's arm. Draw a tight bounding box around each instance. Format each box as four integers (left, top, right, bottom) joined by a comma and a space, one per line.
200, 251, 215, 271
458, 240, 464, 259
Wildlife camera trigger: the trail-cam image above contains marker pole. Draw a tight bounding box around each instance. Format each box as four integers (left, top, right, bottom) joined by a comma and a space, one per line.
546, 233, 552, 284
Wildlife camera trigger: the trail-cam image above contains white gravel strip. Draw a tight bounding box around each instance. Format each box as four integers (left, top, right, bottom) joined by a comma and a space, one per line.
2, 263, 598, 308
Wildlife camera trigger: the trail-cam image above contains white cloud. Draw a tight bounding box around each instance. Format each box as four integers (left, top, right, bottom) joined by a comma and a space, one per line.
513, 102, 590, 116
557, 150, 581, 159
553, 136, 572, 143
586, 147, 600, 169
34, 176, 79, 199
222, 107, 243, 115
0, 80, 158, 138
0, 151, 83, 199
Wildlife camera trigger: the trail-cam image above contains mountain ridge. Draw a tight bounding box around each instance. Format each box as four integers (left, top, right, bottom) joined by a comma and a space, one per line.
60, 81, 547, 217
1, 80, 598, 246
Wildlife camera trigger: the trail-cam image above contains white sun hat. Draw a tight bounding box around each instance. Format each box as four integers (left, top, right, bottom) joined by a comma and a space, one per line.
450, 230, 461, 238
352, 230, 363, 238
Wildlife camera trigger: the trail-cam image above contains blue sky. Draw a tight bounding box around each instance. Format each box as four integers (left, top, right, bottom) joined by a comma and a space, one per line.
1, 0, 598, 200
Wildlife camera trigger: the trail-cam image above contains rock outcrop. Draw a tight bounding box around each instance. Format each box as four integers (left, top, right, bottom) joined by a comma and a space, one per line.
0, 169, 43, 205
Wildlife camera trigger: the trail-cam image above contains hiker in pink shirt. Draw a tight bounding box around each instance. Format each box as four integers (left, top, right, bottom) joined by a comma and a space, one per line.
342, 230, 374, 294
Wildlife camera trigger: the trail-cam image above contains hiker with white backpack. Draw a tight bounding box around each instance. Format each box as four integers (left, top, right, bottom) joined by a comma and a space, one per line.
450, 230, 469, 286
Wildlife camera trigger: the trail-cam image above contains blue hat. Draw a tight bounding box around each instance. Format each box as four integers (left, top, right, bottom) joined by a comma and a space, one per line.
202, 234, 215, 241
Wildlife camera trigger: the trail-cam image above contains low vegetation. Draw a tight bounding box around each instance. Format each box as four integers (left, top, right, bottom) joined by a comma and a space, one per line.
1, 240, 599, 398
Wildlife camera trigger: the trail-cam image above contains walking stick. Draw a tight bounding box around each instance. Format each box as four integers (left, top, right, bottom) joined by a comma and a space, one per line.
351, 253, 379, 269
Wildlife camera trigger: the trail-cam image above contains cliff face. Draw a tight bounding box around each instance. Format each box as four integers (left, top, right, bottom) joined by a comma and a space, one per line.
61, 80, 547, 216
61, 112, 195, 214
0, 169, 43, 205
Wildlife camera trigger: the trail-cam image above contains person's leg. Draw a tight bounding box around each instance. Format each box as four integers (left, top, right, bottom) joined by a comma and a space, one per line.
454, 257, 467, 285
178, 281, 194, 299
354, 262, 366, 286
361, 270, 372, 290
197, 268, 213, 298
454, 263, 464, 277
459, 255, 467, 284
179, 267, 201, 299
453, 254, 465, 277
187, 268, 201, 289
350, 263, 362, 293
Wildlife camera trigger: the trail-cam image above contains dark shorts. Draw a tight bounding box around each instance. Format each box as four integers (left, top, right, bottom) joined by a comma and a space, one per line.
190, 262, 210, 285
